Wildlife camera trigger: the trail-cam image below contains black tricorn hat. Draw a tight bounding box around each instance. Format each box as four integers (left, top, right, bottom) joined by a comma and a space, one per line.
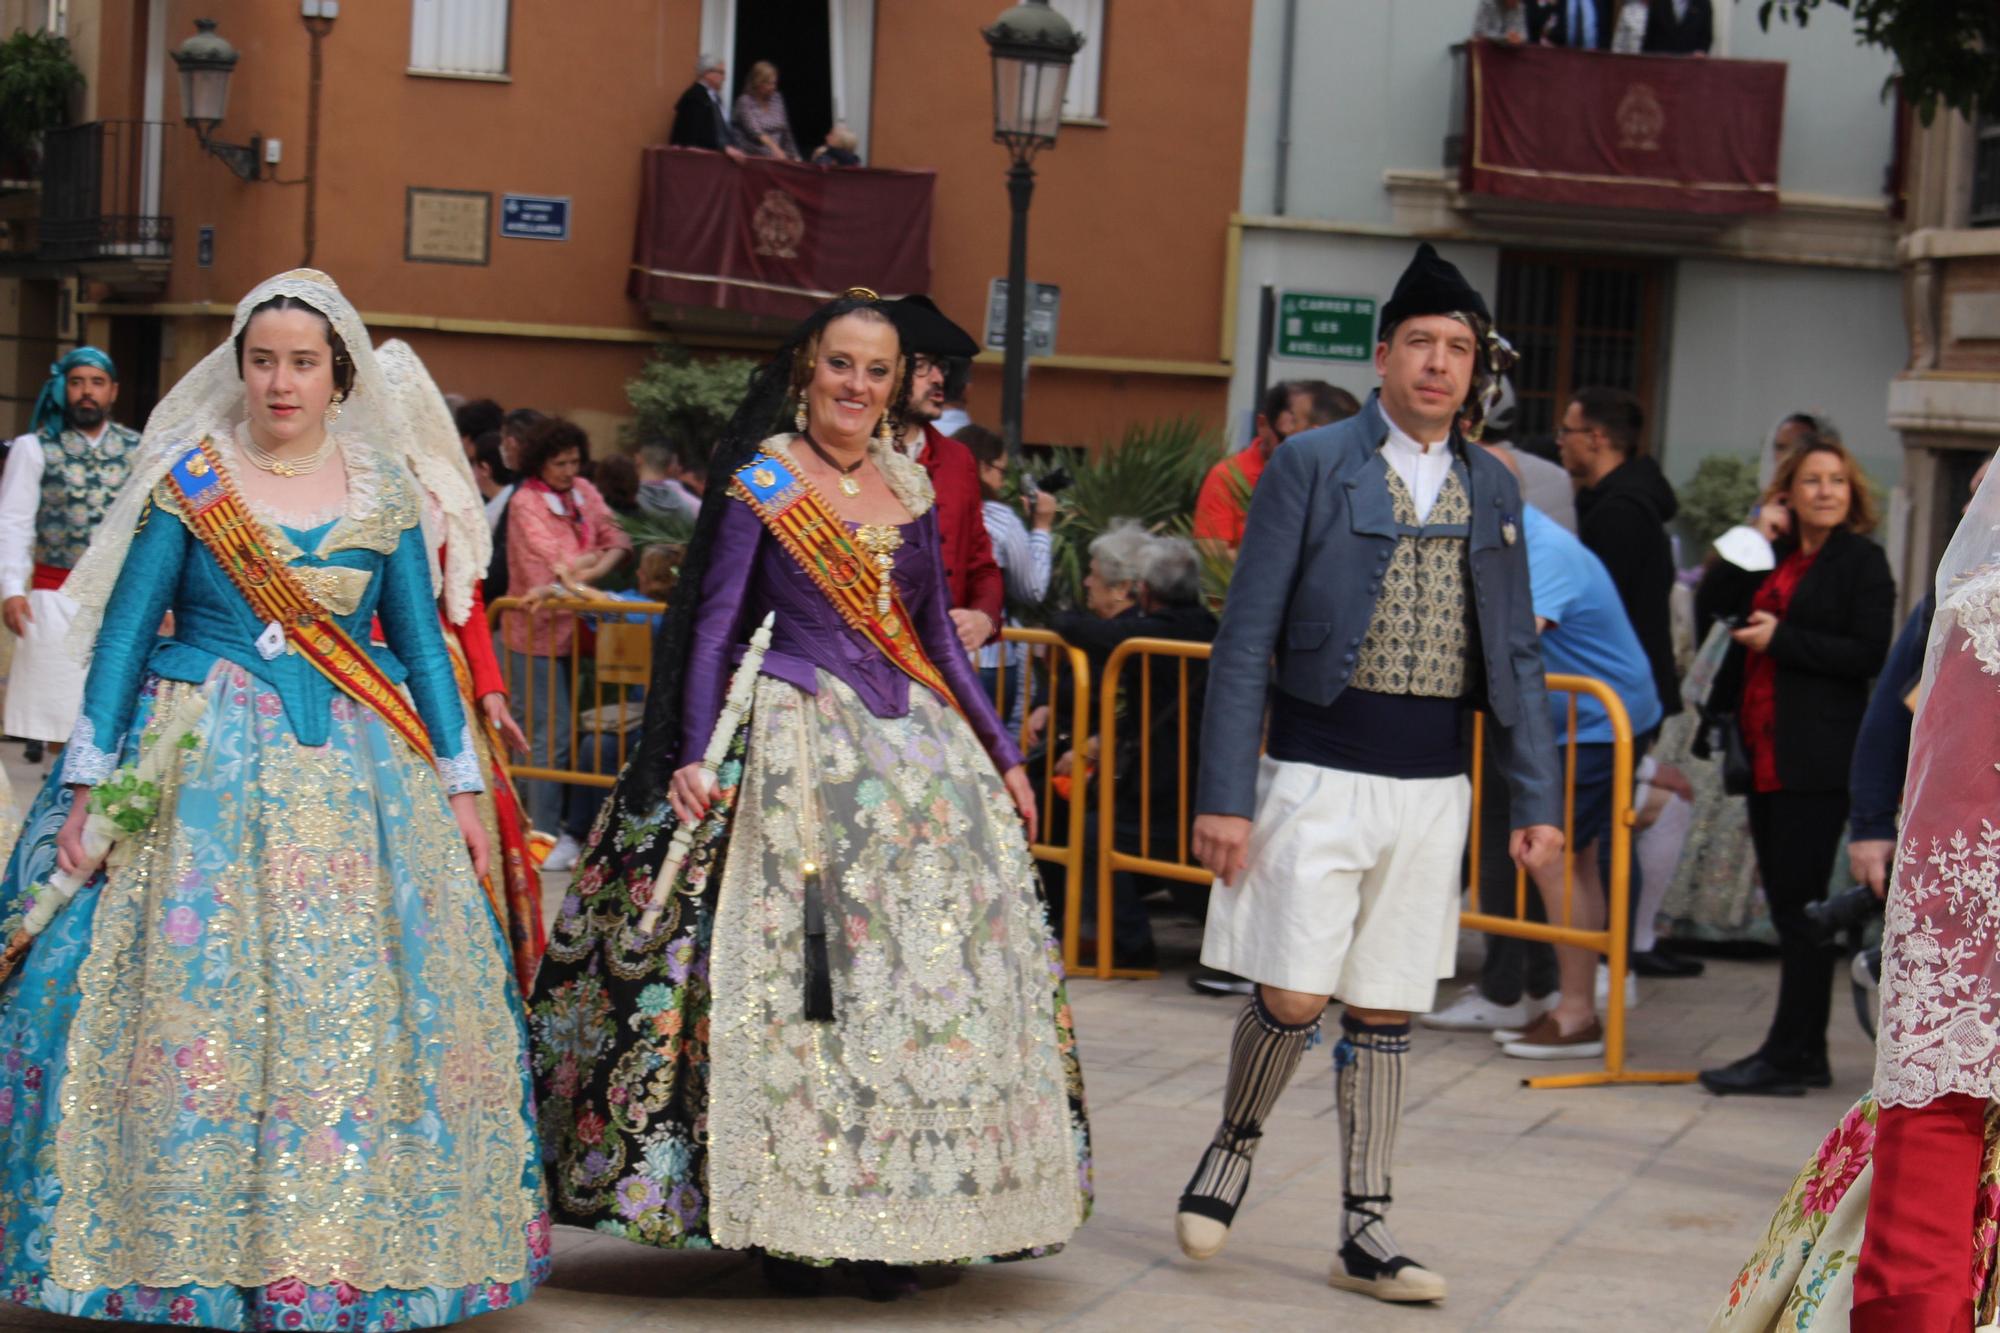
1380, 242, 1490, 330
886, 294, 981, 359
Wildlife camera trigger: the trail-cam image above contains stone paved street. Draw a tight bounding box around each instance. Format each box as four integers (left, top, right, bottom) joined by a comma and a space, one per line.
0, 764, 1869, 1333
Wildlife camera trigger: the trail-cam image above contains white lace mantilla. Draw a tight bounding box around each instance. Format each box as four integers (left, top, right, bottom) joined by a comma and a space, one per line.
437, 721, 485, 795
59, 714, 116, 786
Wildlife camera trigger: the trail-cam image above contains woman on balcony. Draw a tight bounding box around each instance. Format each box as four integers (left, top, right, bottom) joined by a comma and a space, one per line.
732, 60, 801, 161
527, 288, 1089, 1300
0, 268, 548, 1329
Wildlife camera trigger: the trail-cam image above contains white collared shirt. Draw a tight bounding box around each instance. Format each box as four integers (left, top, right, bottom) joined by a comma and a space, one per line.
0, 423, 112, 599
1382, 417, 1453, 523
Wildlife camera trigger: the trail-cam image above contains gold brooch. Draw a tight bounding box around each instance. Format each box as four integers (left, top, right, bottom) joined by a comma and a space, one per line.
186, 454, 211, 477
752, 467, 777, 489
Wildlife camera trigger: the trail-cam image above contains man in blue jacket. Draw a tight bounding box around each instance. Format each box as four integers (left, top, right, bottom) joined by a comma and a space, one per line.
1174, 245, 1564, 1305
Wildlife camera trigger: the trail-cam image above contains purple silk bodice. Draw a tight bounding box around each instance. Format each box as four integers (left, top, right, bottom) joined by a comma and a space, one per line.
678, 496, 1023, 775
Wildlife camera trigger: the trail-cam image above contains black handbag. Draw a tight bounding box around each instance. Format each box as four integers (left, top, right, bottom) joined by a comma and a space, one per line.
1715, 713, 1754, 797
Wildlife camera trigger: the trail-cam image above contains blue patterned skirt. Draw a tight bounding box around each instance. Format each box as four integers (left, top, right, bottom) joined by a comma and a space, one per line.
0, 666, 550, 1330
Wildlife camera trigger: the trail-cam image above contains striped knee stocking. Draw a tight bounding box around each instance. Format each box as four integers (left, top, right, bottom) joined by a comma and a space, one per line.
1178, 994, 1320, 1225
1336, 1012, 1412, 1264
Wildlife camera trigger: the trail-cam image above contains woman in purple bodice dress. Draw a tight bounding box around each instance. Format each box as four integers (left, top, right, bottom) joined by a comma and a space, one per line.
526, 290, 1090, 1299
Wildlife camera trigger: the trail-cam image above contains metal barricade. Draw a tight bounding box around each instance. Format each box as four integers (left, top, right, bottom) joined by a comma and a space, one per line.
1093, 637, 1212, 980
1463, 679, 1696, 1090
487, 596, 666, 788
990, 627, 1095, 973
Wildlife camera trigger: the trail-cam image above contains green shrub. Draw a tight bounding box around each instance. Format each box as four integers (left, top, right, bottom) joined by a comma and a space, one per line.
1675, 453, 1761, 561
624, 348, 760, 472
0, 30, 81, 162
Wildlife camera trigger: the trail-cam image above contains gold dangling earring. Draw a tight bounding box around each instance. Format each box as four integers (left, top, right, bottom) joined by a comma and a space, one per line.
795, 397, 808, 434
323, 393, 344, 428
877, 411, 895, 449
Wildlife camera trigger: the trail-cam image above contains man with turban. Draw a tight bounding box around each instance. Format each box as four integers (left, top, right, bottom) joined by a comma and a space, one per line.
0, 347, 140, 758
1173, 244, 1562, 1306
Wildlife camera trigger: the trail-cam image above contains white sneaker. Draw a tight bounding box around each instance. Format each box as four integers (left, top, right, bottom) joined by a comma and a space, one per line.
1596, 963, 1639, 1011
1421, 985, 1553, 1033
543, 834, 582, 872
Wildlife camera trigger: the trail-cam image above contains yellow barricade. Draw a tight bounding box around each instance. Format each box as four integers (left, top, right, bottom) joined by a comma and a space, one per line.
487, 596, 667, 789
1093, 637, 1213, 981
989, 627, 1095, 974
1463, 678, 1695, 1090
1090, 640, 1696, 1089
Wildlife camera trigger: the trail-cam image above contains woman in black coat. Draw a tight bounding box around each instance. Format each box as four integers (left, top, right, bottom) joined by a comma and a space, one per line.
1695, 433, 1896, 1096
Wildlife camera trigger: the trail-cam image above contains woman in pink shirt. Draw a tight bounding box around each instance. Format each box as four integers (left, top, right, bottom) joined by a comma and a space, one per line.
502, 417, 632, 837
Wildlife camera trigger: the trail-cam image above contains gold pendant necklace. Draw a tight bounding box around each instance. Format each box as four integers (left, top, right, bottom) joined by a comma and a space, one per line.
799, 430, 865, 496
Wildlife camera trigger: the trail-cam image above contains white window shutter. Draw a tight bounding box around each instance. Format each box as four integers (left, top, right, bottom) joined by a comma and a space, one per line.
1048, 0, 1103, 119
410, 0, 510, 77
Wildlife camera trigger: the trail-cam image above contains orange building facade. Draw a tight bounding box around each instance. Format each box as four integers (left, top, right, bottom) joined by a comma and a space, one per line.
0, 0, 1251, 453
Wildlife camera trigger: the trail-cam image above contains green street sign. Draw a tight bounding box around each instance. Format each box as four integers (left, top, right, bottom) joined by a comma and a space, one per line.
1278, 292, 1376, 362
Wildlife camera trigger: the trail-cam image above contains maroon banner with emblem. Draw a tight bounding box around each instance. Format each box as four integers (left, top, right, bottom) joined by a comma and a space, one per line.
1461, 42, 1785, 215
629, 148, 936, 318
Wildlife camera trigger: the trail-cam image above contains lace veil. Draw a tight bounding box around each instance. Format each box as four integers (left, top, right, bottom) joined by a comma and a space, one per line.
374, 338, 490, 625
64, 269, 422, 653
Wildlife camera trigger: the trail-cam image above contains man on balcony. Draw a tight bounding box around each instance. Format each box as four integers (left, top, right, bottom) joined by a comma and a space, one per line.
0, 348, 139, 763
887, 296, 1004, 654
669, 53, 745, 160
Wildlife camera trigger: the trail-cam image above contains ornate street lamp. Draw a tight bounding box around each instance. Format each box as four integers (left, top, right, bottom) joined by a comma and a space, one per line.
171, 18, 261, 181
983, 0, 1084, 459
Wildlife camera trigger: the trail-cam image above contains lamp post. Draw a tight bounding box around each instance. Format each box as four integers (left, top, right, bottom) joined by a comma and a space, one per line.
171, 18, 259, 181
982, 0, 1083, 460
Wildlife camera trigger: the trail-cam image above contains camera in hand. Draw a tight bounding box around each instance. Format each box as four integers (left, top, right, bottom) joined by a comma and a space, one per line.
1802, 883, 1882, 948
1035, 465, 1073, 495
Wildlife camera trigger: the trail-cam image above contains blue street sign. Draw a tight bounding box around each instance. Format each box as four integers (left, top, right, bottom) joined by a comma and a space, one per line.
500, 194, 570, 241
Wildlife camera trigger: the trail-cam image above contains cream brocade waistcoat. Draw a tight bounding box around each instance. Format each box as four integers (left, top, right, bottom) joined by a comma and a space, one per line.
1349, 463, 1473, 698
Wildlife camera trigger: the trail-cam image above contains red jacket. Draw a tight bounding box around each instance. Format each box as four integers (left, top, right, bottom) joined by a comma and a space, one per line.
918, 423, 1004, 639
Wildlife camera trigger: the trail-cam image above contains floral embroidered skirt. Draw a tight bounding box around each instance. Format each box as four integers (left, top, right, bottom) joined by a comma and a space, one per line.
530, 670, 1092, 1263
0, 666, 551, 1330
1709, 1093, 2000, 1330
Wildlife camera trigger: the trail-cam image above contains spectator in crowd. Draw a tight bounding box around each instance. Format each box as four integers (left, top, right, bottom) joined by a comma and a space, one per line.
1539, 0, 1611, 46
1427, 444, 1660, 1041
958, 423, 1056, 720
593, 452, 641, 519
1642, 0, 1713, 53
500, 406, 545, 474
455, 396, 502, 462
1497, 455, 1665, 1058
1192, 380, 1359, 551
1760, 410, 1835, 491
1475, 377, 1576, 533
636, 441, 703, 521
1046, 524, 1219, 969
934, 362, 973, 437
887, 296, 1005, 654
1472, 0, 1533, 42
810, 123, 863, 167
1559, 387, 1682, 732
551, 543, 682, 868
1848, 457, 1989, 899
733, 60, 801, 161
670, 53, 745, 157
471, 430, 515, 520
1694, 432, 1894, 1096
501, 417, 634, 842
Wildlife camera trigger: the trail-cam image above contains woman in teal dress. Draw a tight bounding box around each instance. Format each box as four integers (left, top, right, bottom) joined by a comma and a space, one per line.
0, 269, 549, 1329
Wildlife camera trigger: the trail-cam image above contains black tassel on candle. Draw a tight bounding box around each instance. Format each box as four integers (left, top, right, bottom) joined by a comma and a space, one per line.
801, 860, 835, 1022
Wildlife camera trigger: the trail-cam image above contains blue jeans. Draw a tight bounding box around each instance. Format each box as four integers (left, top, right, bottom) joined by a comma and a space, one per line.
505, 649, 571, 837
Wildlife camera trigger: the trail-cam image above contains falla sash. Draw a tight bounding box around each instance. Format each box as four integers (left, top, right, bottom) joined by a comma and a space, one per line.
730, 451, 958, 709
163, 436, 437, 763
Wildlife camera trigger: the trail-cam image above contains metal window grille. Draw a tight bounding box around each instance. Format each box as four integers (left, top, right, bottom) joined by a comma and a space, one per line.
1972, 113, 2000, 227
410, 0, 510, 77
1496, 252, 1660, 443
39, 121, 172, 263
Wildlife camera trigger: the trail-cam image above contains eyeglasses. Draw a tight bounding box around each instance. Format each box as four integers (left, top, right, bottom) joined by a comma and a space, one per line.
911, 355, 938, 375
1557, 423, 1595, 438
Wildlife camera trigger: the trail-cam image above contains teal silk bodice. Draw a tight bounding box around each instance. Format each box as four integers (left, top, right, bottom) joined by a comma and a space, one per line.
60, 441, 480, 794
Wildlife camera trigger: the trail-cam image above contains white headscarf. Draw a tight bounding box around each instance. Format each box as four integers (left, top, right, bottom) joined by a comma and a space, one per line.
64, 269, 433, 651
373, 339, 490, 625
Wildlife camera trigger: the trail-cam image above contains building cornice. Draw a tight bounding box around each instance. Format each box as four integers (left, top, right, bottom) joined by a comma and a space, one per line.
1900, 228, 2000, 262
1888, 372, 2000, 437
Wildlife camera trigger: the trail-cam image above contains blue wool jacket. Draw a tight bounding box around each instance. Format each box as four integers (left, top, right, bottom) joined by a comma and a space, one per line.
1198, 393, 1561, 828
